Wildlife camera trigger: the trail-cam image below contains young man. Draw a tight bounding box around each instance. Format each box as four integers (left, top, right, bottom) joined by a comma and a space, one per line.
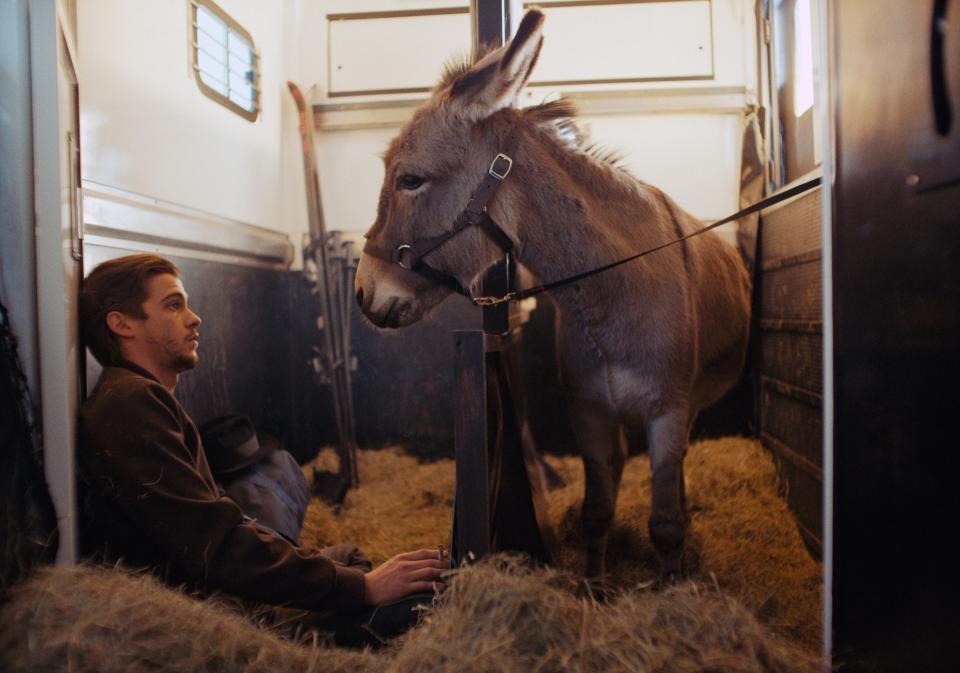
77, 254, 446, 626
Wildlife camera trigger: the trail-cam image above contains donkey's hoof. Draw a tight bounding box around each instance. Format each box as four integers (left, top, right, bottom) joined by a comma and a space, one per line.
657, 548, 685, 582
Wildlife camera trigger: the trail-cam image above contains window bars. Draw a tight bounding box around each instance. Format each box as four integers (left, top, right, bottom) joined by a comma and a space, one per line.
190, 0, 260, 121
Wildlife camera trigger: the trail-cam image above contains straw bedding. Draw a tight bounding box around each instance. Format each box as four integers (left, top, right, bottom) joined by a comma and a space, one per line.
0, 437, 823, 672
0, 563, 377, 673
302, 436, 822, 651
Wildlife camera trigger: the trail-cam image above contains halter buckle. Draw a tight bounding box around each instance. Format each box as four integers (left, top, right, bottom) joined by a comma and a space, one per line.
488, 153, 513, 181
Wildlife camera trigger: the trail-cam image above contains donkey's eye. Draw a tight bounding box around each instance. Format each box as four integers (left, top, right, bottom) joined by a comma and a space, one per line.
396, 174, 426, 191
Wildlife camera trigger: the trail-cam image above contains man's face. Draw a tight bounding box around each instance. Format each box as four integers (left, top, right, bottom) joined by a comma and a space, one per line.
128, 273, 202, 373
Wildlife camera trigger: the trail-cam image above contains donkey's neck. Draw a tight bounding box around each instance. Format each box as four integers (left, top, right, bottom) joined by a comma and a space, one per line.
499, 125, 675, 289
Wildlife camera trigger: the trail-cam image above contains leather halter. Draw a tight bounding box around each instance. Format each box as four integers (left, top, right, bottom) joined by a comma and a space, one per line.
361, 128, 520, 300
362, 126, 824, 309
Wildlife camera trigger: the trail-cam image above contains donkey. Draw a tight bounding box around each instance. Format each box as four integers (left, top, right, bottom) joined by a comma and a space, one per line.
355, 9, 751, 578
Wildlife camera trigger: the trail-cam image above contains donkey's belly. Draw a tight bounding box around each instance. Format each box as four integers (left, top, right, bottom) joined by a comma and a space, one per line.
555, 312, 681, 423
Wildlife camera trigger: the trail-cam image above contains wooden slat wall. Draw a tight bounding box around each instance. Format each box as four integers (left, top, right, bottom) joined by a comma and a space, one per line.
757, 187, 823, 557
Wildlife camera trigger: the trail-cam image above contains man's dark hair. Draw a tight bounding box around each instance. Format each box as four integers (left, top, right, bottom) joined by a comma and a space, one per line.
80, 254, 181, 366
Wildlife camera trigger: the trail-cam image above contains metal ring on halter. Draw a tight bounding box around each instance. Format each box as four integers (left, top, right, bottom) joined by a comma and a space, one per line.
394, 244, 414, 269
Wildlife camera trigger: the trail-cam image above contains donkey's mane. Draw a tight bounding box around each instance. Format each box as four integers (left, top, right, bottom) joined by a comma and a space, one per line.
582, 143, 628, 170
524, 99, 631, 173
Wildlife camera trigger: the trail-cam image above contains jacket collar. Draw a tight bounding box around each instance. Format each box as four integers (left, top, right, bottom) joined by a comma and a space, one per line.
112, 359, 162, 384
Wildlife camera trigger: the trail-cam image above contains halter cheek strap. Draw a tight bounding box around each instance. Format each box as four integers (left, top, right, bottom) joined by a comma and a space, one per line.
361, 129, 520, 299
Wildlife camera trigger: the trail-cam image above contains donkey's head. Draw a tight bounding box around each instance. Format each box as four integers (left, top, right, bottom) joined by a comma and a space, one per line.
355, 9, 545, 328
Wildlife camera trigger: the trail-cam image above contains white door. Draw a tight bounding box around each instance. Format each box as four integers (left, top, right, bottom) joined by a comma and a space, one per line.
30, 0, 83, 564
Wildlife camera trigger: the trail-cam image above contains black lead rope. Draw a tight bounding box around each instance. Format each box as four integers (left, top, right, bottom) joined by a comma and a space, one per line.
472, 175, 823, 306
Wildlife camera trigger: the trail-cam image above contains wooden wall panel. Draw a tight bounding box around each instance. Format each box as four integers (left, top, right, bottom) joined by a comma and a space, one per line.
761, 385, 821, 464
760, 259, 822, 323
756, 186, 823, 557
759, 331, 822, 392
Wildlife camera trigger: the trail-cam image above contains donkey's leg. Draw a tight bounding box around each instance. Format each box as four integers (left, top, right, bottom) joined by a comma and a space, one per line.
571, 401, 628, 578
647, 407, 692, 578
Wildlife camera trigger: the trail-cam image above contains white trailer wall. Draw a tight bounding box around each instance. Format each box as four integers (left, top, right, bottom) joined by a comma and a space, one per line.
77, 0, 303, 266
75, 0, 757, 268
302, 0, 758, 242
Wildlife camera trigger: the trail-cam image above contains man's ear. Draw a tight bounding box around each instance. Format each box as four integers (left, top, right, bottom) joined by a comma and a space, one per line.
106, 311, 136, 338
445, 8, 545, 122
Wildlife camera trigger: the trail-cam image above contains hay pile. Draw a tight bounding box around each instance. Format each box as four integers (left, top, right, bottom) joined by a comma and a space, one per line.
301, 437, 822, 651
0, 563, 375, 673
0, 558, 821, 673
541, 437, 822, 651
393, 557, 822, 673
0, 436, 823, 672
301, 448, 455, 565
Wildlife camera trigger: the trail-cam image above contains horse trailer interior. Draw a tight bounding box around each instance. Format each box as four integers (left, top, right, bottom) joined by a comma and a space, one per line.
1, 1, 958, 671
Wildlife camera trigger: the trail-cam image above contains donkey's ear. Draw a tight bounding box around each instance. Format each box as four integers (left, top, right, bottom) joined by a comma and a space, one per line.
447, 9, 545, 121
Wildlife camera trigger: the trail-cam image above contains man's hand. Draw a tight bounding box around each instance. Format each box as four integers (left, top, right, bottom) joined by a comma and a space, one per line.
363, 548, 449, 605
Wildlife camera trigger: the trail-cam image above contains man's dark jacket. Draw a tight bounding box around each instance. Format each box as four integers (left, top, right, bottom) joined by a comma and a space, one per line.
77, 360, 365, 614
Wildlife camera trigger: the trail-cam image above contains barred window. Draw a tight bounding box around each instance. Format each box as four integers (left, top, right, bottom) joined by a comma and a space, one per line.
190, 0, 260, 121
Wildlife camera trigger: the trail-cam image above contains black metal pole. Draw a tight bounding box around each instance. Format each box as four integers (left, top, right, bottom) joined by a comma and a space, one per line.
472, 0, 509, 51
472, 0, 519, 335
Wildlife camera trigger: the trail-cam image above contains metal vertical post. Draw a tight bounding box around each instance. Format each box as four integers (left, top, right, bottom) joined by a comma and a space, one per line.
472, 0, 516, 335
451, 0, 556, 567
452, 331, 490, 561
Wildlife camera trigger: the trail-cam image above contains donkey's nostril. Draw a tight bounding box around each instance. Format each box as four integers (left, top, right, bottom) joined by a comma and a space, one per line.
355, 288, 364, 307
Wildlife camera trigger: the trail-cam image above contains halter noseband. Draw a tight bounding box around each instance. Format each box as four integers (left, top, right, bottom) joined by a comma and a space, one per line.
361, 129, 520, 301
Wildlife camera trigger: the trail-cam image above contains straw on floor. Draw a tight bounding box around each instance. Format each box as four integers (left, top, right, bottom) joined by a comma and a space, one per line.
300, 436, 822, 652
0, 436, 823, 673
0, 555, 821, 673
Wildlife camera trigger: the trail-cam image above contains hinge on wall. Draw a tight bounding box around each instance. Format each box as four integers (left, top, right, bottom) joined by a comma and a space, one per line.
763, 17, 772, 44
66, 130, 82, 261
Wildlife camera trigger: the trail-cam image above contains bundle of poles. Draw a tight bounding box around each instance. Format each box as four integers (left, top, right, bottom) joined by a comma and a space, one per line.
288, 81, 359, 489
